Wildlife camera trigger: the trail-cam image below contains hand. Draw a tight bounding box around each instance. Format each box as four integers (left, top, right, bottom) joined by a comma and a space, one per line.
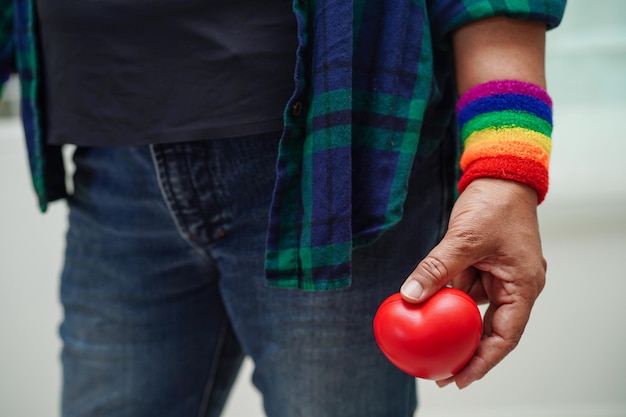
400, 178, 546, 388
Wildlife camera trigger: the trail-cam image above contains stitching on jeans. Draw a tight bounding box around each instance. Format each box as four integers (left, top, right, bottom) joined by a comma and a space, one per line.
149, 144, 213, 262
196, 316, 229, 417
178, 143, 211, 239
183, 143, 227, 244
150, 144, 187, 232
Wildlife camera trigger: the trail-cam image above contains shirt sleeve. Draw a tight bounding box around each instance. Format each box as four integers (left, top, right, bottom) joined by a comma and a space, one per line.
428, 0, 566, 40
0, 0, 15, 90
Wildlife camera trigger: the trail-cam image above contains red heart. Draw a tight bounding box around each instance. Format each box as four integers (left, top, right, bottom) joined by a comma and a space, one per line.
373, 288, 482, 380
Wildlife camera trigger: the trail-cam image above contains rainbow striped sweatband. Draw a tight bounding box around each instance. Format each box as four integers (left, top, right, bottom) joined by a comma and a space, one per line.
456, 80, 553, 204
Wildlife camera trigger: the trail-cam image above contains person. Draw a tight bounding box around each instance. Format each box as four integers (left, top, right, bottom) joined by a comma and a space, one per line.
1, 0, 566, 416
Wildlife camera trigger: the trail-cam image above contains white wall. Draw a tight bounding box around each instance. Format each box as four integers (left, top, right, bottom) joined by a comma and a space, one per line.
1, 1, 625, 416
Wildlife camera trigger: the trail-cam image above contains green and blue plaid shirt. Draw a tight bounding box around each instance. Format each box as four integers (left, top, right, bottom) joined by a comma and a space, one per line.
1, 0, 565, 290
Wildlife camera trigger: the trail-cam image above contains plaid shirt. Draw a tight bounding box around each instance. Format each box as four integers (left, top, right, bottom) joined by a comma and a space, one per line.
1, 0, 565, 290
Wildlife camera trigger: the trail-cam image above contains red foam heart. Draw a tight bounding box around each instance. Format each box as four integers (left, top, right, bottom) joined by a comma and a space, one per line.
373, 288, 482, 380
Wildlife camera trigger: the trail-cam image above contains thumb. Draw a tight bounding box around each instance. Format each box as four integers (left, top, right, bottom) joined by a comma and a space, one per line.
400, 236, 475, 304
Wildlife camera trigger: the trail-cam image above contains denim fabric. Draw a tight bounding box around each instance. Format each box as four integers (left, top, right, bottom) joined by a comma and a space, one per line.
60, 131, 455, 417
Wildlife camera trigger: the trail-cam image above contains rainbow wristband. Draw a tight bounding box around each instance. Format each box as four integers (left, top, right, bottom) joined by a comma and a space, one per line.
456, 80, 553, 204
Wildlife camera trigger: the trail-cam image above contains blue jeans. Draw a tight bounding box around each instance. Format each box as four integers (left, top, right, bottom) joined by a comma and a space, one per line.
60, 131, 455, 417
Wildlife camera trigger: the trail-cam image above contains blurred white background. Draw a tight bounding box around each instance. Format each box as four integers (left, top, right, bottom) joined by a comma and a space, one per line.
1, 1, 625, 416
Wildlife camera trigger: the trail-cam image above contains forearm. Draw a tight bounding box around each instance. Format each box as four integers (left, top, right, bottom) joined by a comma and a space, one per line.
452, 17, 552, 203
401, 7, 562, 390
453, 16, 547, 94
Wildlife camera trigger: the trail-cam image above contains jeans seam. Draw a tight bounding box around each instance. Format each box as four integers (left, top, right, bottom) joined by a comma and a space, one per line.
178, 144, 213, 238
150, 144, 213, 262
196, 316, 229, 417
184, 143, 229, 242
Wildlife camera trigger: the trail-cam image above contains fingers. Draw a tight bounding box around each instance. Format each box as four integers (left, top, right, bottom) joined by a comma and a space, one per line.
398, 178, 546, 387
400, 246, 461, 303
400, 227, 486, 303
451, 268, 489, 305
437, 293, 534, 389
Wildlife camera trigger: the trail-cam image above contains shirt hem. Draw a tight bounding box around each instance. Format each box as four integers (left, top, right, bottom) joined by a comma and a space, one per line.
46, 118, 286, 146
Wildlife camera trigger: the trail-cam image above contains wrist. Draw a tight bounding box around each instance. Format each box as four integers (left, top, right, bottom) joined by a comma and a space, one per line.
464, 178, 539, 207
456, 79, 552, 204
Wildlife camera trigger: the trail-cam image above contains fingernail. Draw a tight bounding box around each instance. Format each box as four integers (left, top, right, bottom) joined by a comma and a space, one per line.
401, 279, 423, 300
456, 378, 472, 390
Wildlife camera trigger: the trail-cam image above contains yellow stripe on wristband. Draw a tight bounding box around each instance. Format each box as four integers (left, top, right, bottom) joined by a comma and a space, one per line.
464, 127, 552, 155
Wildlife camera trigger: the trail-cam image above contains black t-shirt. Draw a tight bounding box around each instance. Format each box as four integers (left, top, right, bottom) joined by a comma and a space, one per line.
36, 0, 297, 145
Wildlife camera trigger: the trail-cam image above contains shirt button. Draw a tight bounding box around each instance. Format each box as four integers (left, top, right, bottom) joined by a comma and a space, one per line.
291, 100, 303, 117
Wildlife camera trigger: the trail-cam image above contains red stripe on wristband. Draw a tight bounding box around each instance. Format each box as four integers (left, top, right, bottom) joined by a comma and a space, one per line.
458, 156, 549, 204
